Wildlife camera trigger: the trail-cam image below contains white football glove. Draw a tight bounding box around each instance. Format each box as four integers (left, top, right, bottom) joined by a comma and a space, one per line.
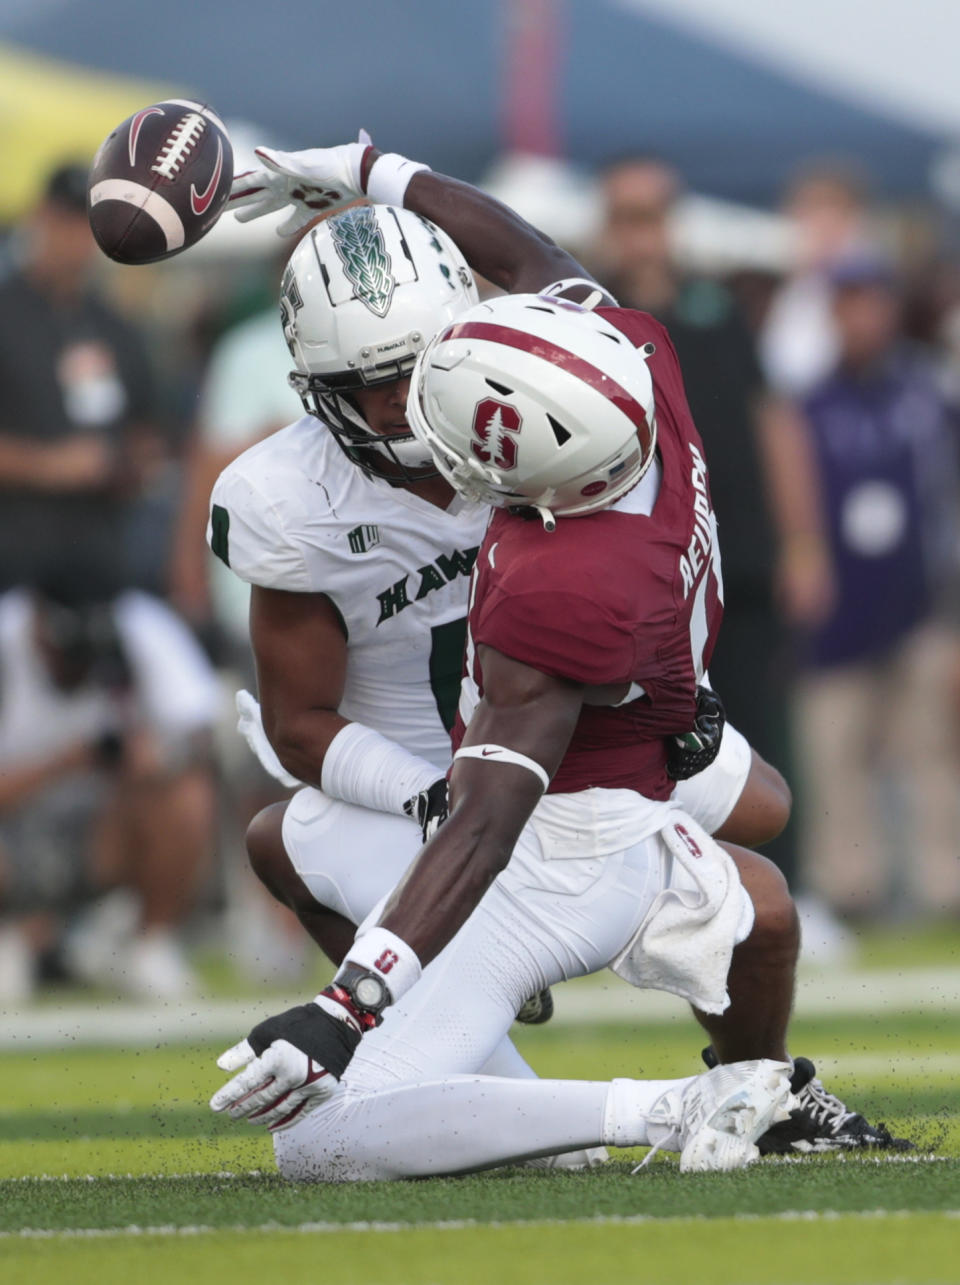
229, 131, 373, 236
209, 1036, 336, 1132
235, 689, 301, 789
209, 991, 369, 1131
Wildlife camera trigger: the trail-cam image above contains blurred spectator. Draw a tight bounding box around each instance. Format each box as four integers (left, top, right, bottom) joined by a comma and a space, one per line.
796, 253, 960, 918
596, 155, 834, 891
0, 580, 221, 1002
760, 162, 874, 398
0, 162, 161, 598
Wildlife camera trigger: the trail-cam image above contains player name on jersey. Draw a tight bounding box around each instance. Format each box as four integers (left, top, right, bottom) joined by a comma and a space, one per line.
678, 443, 717, 600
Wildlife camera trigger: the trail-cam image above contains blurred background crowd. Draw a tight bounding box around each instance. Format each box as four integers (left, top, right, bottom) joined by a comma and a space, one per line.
1, 0, 959, 1005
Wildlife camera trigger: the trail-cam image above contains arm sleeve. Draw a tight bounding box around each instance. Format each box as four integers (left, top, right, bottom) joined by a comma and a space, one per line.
473, 588, 634, 685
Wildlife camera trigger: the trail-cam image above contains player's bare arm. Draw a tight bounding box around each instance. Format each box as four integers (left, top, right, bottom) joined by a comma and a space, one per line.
210, 643, 585, 1131
375, 160, 599, 298
378, 645, 584, 961
249, 585, 349, 784
229, 135, 615, 303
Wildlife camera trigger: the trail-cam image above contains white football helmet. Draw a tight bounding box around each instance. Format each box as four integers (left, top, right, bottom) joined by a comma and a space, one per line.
281, 204, 478, 480
406, 293, 657, 524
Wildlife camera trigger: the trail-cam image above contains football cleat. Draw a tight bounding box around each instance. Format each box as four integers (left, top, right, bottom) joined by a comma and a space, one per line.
516, 986, 555, 1025
639, 1059, 794, 1173
701, 1048, 914, 1154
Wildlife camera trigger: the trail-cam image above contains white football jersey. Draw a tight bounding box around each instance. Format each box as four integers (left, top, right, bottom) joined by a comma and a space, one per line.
208, 415, 488, 768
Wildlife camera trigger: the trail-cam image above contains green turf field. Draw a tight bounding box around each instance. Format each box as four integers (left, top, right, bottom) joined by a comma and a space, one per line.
1, 977, 958, 1285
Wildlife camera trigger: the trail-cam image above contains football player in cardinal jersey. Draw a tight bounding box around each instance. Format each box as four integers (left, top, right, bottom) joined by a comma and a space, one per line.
209, 141, 908, 1173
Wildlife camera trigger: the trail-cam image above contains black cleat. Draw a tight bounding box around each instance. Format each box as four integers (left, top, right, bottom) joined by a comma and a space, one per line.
516, 987, 554, 1025
701, 1048, 914, 1154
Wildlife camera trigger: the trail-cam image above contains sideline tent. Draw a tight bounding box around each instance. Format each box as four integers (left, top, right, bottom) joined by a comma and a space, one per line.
0, 0, 948, 204
0, 43, 182, 220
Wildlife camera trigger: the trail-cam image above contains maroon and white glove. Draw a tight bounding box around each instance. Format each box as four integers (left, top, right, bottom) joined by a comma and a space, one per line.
209, 984, 376, 1132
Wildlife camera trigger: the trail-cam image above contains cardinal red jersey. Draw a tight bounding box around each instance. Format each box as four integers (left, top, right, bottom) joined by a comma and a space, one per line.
451, 307, 724, 799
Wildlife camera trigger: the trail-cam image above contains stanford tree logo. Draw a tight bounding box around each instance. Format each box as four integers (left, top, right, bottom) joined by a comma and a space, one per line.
471, 398, 522, 470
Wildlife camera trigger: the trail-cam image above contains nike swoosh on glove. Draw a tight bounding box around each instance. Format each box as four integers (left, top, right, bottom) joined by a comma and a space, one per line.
229, 131, 373, 236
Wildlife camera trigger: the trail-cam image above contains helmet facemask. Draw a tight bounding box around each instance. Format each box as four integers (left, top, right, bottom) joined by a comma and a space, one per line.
290, 363, 439, 485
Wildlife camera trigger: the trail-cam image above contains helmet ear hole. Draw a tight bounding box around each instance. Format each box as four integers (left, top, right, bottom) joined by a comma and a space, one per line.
547, 415, 572, 447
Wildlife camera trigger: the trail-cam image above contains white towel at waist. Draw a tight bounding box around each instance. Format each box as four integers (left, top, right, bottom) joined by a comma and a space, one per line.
609, 811, 755, 1015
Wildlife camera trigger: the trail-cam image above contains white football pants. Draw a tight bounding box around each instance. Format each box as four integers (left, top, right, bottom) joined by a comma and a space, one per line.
274, 789, 746, 1181
273, 726, 751, 1181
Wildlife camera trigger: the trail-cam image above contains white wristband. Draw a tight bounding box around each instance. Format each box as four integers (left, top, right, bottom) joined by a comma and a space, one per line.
453, 743, 550, 791
321, 722, 439, 816
365, 152, 430, 207
338, 927, 422, 1005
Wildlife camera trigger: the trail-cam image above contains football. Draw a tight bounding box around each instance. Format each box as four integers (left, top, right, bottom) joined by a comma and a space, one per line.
87, 99, 233, 264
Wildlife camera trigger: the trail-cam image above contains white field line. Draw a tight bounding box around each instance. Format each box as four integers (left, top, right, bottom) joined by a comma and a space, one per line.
4, 1155, 953, 1182
2, 1208, 958, 1239
2, 965, 959, 1050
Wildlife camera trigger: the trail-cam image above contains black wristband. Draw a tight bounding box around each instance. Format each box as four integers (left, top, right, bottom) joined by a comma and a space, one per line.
247, 1002, 360, 1079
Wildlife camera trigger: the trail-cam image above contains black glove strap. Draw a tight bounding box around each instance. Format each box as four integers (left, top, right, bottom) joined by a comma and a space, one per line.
247, 1002, 360, 1079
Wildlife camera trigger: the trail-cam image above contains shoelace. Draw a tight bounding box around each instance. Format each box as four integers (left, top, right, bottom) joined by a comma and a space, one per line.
631, 1141, 663, 1173
632, 1089, 708, 1173
795, 1077, 856, 1132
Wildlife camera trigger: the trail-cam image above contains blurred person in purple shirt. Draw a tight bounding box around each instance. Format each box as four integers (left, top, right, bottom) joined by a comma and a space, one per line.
797, 252, 960, 918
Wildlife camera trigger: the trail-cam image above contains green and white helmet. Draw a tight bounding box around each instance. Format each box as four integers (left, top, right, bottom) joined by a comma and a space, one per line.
280, 204, 478, 480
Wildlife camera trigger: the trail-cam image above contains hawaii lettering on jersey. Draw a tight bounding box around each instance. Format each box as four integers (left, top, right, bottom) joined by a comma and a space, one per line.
376, 546, 479, 625
678, 442, 718, 600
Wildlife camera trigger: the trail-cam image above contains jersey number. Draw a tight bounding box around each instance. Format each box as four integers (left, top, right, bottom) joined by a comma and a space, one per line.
429, 618, 467, 732
688, 531, 723, 683
210, 504, 230, 567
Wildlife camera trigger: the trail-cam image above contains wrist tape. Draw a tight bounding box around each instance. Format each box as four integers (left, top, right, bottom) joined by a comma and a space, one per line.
321, 721, 438, 816
339, 927, 422, 1005
365, 152, 430, 206
453, 743, 550, 791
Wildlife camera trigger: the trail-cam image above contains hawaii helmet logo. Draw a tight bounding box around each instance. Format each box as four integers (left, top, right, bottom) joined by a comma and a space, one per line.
279, 265, 304, 358
471, 398, 522, 470
330, 207, 396, 318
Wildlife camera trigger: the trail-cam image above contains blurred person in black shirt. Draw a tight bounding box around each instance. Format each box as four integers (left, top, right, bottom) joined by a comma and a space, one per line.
0, 163, 158, 597
596, 156, 835, 897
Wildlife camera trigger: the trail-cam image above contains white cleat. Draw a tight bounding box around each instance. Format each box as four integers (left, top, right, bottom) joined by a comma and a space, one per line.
677, 1059, 794, 1172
